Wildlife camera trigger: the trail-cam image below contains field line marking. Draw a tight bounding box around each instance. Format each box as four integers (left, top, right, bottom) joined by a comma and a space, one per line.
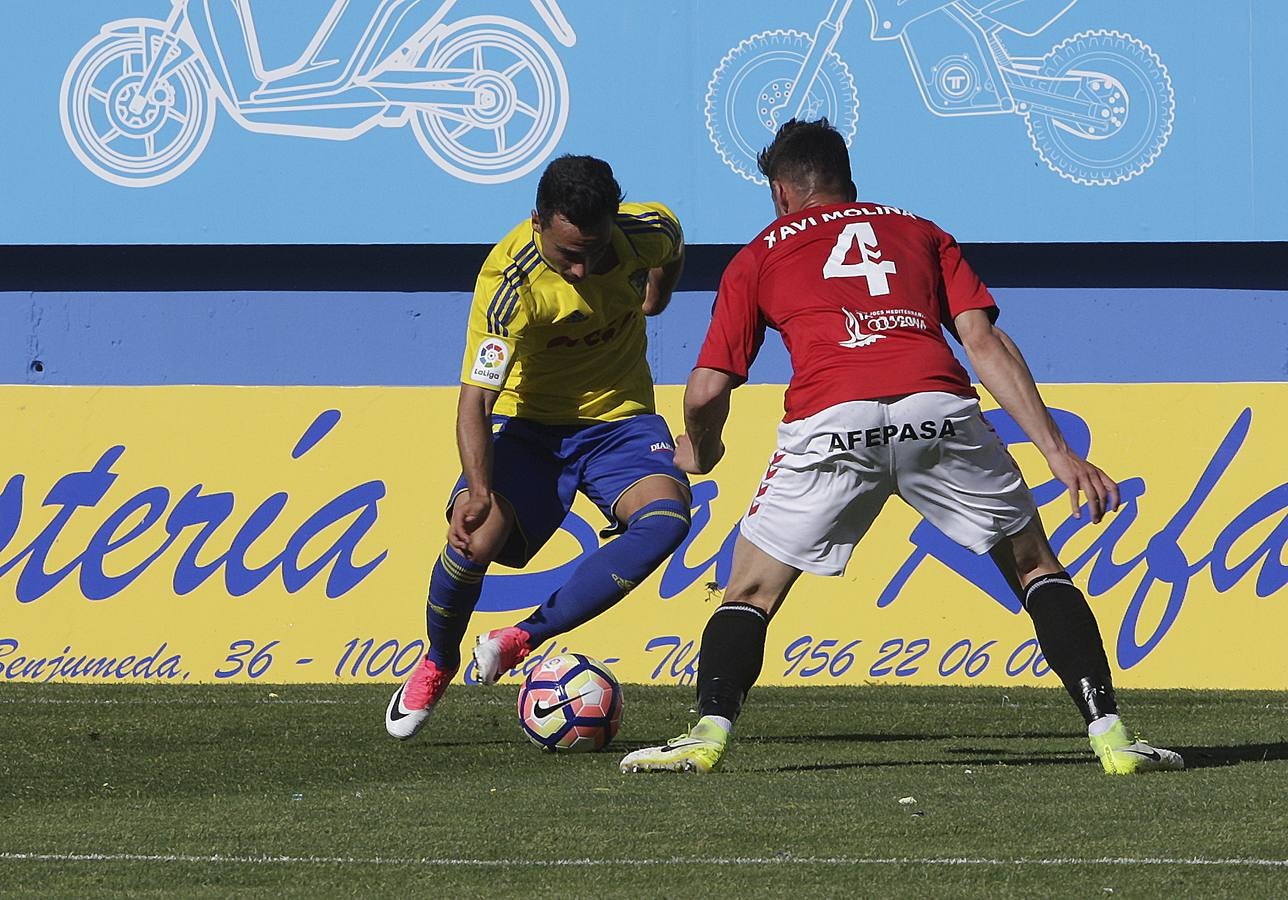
2, 852, 1286, 868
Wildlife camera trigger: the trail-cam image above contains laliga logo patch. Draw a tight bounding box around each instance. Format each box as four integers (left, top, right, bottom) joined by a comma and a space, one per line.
470, 338, 511, 386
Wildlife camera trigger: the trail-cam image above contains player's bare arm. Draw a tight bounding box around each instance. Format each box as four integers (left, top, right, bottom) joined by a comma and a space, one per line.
678, 366, 736, 474
451, 383, 501, 555
954, 308, 1119, 523
642, 244, 685, 316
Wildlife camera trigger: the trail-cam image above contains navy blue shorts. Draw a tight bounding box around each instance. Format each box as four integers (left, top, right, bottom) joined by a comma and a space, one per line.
447, 413, 689, 568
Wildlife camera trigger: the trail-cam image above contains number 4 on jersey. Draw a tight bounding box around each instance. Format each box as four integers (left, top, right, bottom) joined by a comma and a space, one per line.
823, 222, 896, 296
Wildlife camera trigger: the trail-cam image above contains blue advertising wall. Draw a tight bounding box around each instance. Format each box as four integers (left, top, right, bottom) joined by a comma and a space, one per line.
2, 1, 1287, 688
2, 0, 1286, 244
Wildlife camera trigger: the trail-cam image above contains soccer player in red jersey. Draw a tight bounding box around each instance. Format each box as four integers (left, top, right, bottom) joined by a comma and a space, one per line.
620, 119, 1182, 776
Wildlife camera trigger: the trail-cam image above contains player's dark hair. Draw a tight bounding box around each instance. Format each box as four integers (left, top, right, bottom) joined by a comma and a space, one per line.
757, 118, 857, 201
534, 155, 625, 228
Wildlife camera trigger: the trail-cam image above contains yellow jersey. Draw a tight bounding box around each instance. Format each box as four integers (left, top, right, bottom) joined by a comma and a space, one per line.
460, 202, 683, 424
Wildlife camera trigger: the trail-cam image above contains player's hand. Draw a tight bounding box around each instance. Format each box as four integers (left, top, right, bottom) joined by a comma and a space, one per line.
448, 491, 493, 558
1046, 450, 1119, 524
674, 433, 724, 475
673, 433, 701, 474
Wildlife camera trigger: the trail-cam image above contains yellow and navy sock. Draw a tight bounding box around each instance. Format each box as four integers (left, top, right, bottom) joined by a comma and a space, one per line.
520, 498, 690, 645
425, 545, 488, 670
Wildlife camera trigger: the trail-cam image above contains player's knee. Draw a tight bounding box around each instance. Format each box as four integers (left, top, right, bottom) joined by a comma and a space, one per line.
453, 525, 511, 566
1006, 518, 1060, 582
625, 498, 692, 558
720, 583, 777, 615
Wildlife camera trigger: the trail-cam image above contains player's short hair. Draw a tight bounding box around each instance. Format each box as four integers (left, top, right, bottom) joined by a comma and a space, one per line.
757, 118, 857, 201
535, 155, 625, 228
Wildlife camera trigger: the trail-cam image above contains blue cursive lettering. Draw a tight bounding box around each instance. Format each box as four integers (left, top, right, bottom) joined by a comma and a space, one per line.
0, 410, 386, 603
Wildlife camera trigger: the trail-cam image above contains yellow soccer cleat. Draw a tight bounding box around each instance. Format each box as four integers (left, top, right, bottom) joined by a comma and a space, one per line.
1090, 720, 1185, 775
620, 719, 729, 774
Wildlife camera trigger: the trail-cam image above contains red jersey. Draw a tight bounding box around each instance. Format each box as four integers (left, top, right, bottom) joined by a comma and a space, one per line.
696, 202, 997, 422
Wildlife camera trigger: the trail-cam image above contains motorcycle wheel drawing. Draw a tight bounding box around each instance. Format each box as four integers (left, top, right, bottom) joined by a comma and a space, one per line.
60, 8, 571, 188
409, 17, 568, 184
706, 29, 859, 186
60, 25, 214, 188
1024, 30, 1174, 187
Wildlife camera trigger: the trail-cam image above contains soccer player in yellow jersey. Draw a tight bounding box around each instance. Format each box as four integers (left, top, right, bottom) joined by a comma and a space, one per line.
387, 155, 691, 739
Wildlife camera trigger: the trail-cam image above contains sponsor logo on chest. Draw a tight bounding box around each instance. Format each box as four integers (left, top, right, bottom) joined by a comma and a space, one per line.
545, 311, 635, 349
839, 307, 929, 349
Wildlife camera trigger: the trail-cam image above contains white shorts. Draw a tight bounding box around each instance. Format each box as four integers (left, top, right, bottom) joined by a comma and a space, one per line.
739, 392, 1037, 576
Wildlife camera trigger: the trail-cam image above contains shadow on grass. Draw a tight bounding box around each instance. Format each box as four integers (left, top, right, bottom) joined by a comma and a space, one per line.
748, 730, 1074, 744
739, 731, 1093, 771
616, 729, 1079, 752
1173, 741, 1288, 769
763, 754, 1087, 773
613, 733, 931, 752
759, 741, 1288, 773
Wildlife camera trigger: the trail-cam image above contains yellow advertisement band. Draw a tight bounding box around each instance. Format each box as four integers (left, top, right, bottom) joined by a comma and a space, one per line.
2, 384, 1285, 688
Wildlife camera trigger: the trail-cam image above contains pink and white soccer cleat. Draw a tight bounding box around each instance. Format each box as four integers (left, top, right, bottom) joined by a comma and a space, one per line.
472, 627, 534, 684
385, 656, 455, 740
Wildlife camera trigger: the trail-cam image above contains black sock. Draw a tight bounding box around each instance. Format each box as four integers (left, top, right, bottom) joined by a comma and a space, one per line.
1024, 572, 1118, 725
695, 603, 770, 723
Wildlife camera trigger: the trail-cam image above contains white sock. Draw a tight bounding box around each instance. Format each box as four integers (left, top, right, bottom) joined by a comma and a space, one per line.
700, 715, 733, 735
1087, 713, 1121, 737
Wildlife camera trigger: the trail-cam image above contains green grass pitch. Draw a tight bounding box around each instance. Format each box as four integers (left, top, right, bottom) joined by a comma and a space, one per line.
2, 683, 1286, 898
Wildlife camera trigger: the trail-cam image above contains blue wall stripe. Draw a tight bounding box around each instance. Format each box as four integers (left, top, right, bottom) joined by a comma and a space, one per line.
2, 289, 1284, 387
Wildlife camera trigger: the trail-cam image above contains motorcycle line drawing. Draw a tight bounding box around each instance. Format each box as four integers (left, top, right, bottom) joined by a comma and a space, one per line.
706, 0, 1175, 187
60, 0, 576, 187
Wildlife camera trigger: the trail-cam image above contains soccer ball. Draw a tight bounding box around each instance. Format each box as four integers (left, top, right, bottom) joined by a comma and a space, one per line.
517, 653, 624, 752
